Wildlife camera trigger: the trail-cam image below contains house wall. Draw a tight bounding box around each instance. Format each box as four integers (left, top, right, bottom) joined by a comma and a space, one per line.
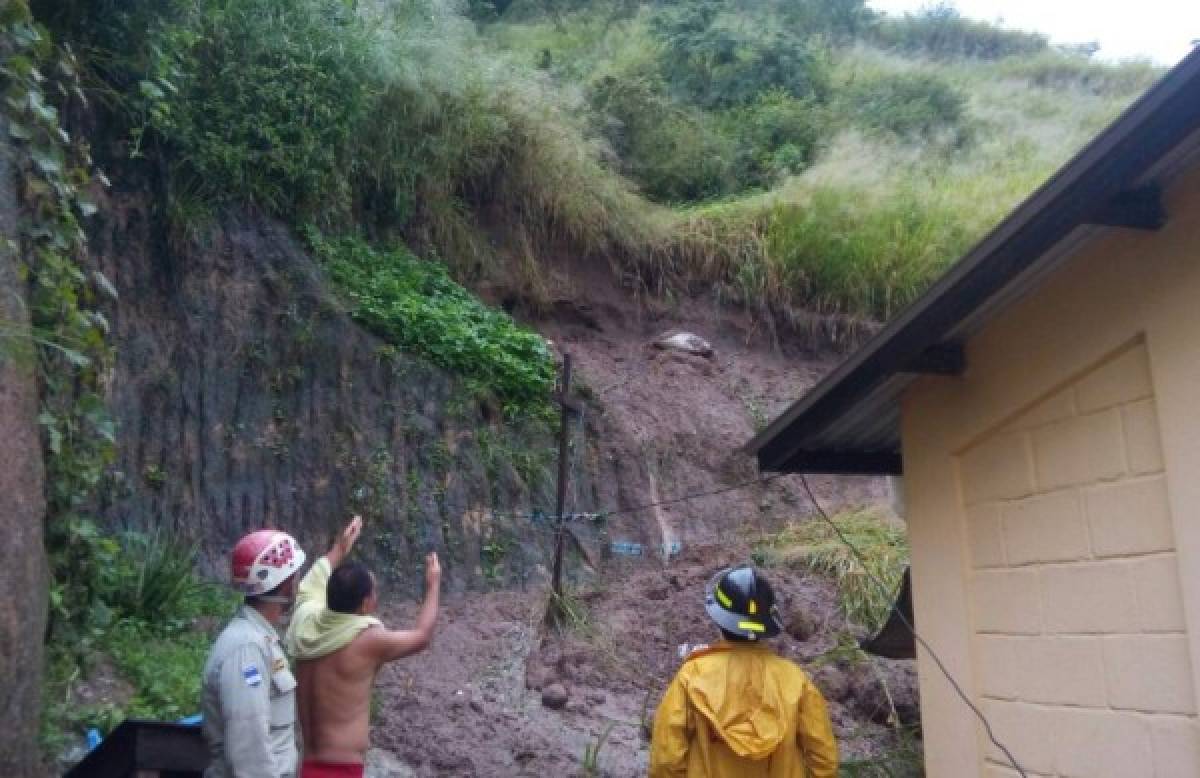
902, 163, 1200, 778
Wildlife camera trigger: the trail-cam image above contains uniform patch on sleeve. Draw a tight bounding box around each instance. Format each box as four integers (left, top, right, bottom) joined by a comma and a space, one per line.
272, 657, 287, 673
242, 664, 263, 688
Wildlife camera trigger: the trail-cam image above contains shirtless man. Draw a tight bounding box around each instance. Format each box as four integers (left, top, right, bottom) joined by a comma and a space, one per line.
286, 517, 441, 778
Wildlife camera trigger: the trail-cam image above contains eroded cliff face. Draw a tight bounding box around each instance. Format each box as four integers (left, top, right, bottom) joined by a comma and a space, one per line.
86, 196, 599, 592
80, 187, 884, 595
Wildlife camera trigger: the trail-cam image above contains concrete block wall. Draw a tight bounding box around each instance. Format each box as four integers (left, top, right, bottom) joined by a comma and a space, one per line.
958, 342, 1199, 777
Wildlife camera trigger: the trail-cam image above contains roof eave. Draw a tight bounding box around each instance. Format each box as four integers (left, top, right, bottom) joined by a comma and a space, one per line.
747, 48, 1200, 475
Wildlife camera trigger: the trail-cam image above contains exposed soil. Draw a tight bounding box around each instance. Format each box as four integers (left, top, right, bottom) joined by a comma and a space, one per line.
516, 248, 892, 563
369, 542, 918, 777
362, 250, 916, 777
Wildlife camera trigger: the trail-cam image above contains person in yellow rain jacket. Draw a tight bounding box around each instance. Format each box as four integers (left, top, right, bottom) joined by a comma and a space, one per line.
649, 565, 838, 778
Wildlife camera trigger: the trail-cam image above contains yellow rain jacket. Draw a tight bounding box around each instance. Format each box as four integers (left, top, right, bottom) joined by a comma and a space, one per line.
649, 642, 838, 778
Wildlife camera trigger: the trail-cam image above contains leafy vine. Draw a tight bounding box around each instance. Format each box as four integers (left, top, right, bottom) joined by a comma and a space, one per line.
1, 0, 116, 630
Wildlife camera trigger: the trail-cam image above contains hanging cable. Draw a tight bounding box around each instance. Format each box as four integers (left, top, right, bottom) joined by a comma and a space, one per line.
597, 473, 786, 518
796, 474, 1028, 778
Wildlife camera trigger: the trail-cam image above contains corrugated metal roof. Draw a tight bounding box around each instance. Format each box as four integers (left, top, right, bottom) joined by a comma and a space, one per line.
747, 47, 1200, 475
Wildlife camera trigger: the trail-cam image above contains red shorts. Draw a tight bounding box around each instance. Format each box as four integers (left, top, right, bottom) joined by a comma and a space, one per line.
300, 761, 364, 778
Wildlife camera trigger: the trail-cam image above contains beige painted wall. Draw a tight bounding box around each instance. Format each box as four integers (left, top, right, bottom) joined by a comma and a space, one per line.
901, 163, 1200, 778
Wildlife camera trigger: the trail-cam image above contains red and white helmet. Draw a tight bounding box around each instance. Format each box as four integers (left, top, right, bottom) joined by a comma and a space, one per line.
231, 530, 306, 596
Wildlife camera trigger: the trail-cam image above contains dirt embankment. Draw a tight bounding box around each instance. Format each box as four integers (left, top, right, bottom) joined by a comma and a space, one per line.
369, 543, 917, 777
516, 247, 891, 555
88, 197, 583, 593
362, 256, 915, 777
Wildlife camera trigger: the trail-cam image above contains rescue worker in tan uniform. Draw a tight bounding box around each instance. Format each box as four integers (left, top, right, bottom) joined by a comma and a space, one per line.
202, 529, 307, 778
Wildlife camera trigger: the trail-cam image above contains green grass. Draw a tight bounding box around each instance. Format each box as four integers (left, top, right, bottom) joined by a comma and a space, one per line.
755, 508, 909, 632
42, 0, 1166, 328
40, 531, 236, 758
308, 230, 556, 415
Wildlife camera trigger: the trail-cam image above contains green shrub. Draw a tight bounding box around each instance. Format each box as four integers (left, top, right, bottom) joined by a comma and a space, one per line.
774, 0, 872, 42
723, 89, 827, 182
590, 72, 740, 201
651, 1, 831, 109
756, 508, 909, 632
97, 532, 208, 627
139, 0, 374, 216
41, 529, 235, 754
842, 71, 969, 142
309, 231, 556, 414
869, 4, 1048, 60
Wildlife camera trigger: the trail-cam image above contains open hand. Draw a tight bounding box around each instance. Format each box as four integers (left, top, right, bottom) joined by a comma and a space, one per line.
425, 552, 442, 588
337, 515, 363, 556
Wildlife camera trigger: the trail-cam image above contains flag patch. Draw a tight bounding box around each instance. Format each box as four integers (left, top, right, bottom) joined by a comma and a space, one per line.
242, 664, 263, 688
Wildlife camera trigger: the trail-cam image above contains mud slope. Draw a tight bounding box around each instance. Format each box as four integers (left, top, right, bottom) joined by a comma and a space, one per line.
370, 543, 917, 777
525, 250, 891, 555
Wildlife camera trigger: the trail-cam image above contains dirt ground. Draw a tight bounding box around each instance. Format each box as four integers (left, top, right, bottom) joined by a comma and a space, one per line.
353, 255, 916, 777
521, 250, 892, 562
368, 541, 918, 777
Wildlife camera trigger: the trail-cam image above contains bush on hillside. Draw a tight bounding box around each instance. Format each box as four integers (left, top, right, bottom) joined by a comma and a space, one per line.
868, 4, 1048, 60
142, 0, 375, 216
723, 89, 827, 183
650, 1, 831, 109
590, 72, 740, 201
842, 71, 970, 143
772, 0, 873, 42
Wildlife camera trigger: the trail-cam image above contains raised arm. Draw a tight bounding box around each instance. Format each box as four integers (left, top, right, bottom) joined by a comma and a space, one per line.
293, 516, 363, 612
365, 552, 441, 663
325, 515, 363, 569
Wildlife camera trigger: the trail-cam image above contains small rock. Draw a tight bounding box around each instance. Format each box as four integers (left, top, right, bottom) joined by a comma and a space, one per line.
469, 699, 485, 714
541, 682, 569, 710
525, 662, 556, 691
785, 609, 819, 643
586, 691, 607, 705
566, 700, 588, 714
813, 665, 851, 704
645, 586, 669, 601
654, 332, 715, 359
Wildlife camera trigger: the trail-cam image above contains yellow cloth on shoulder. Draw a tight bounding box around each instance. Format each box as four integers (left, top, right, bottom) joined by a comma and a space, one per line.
284, 557, 381, 661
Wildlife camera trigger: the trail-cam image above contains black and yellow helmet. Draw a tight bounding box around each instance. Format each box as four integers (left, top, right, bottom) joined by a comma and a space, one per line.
704, 565, 783, 640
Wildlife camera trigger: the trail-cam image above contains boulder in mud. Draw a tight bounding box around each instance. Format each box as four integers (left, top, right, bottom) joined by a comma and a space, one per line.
784, 608, 820, 642
653, 332, 715, 359
541, 682, 569, 710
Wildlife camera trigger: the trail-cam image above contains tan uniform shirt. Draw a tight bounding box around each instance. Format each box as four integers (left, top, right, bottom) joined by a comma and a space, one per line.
202, 605, 299, 778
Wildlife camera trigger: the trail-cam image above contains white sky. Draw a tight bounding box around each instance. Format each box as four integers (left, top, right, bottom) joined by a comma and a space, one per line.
868, 0, 1200, 65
